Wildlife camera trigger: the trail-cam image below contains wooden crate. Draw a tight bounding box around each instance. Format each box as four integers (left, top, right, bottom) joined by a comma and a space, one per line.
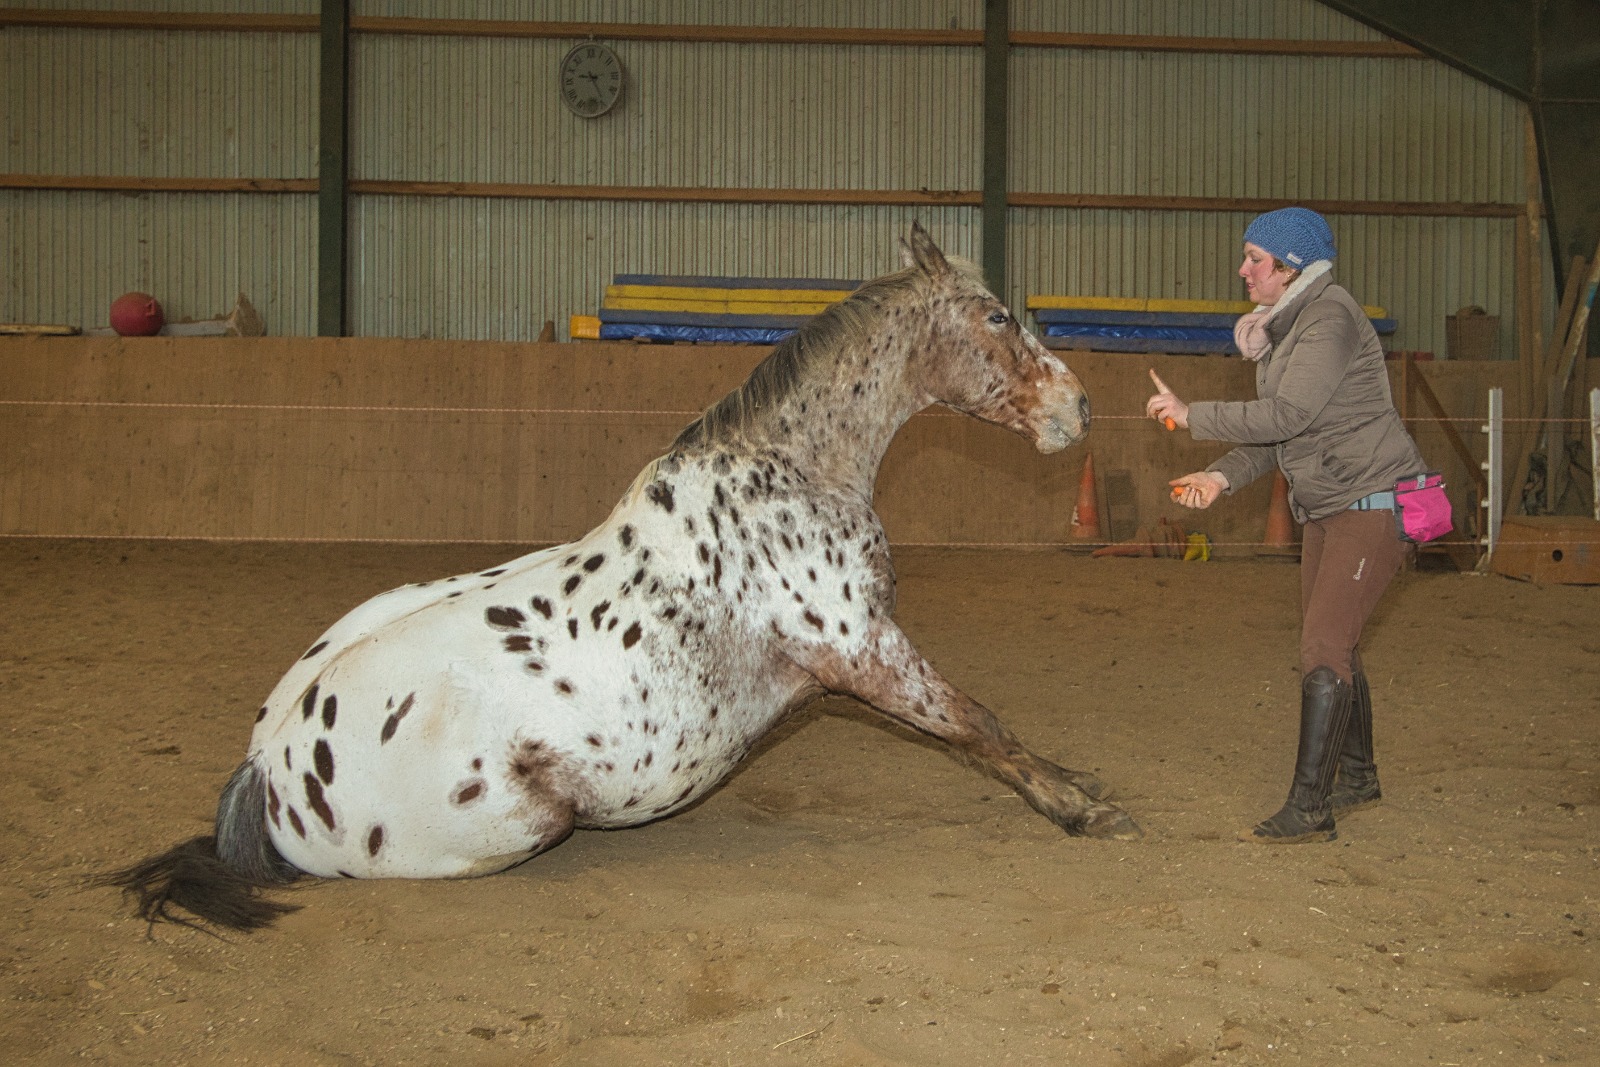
1490, 516, 1600, 584
1445, 307, 1499, 359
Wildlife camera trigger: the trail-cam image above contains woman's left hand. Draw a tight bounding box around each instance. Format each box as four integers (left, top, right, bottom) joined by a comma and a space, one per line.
1145, 369, 1189, 430
1169, 470, 1229, 509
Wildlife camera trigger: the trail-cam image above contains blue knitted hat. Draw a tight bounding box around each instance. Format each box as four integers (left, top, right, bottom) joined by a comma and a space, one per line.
1243, 207, 1336, 269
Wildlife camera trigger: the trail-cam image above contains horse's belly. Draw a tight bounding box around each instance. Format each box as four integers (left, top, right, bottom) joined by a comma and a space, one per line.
262, 698, 779, 878
569, 714, 772, 830
244, 498, 840, 879
255, 669, 552, 879
272, 780, 547, 880
253, 637, 802, 877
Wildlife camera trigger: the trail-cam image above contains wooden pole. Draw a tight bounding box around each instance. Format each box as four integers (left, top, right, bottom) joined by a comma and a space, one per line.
1517, 214, 1533, 405
1404, 354, 1488, 497
1508, 253, 1590, 515
1551, 247, 1600, 398
1401, 352, 1488, 570
1540, 256, 1587, 391
0, 173, 1524, 220
1545, 248, 1600, 510
1520, 111, 1545, 420
1399, 349, 1412, 422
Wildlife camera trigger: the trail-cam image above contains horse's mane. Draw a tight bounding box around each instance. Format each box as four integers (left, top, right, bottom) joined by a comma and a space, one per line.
671, 255, 986, 451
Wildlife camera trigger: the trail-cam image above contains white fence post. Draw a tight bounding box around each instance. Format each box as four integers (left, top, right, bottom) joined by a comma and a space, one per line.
1591, 388, 1599, 522
1481, 387, 1503, 564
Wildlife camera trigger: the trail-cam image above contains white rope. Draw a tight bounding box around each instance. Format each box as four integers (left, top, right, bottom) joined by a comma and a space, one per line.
3, 531, 1590, 549
0, 398, 1585, 425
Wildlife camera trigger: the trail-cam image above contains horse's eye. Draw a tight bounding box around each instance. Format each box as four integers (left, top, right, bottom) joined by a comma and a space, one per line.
988, 311, 1009, 325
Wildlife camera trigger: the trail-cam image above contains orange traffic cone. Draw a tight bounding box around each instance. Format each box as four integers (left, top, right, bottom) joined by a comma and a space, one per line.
1069, 452, 1102, 540
1259, 470, 1299, 558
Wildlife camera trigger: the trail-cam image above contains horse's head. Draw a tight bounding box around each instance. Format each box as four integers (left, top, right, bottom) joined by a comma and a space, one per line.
900, 224, 1090, 454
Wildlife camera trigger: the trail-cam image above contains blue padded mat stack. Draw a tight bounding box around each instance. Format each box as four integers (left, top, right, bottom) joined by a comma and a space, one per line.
1026, 296, 1395, 355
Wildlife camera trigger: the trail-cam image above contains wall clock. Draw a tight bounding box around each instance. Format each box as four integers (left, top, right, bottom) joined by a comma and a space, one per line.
558, 42, 624, 118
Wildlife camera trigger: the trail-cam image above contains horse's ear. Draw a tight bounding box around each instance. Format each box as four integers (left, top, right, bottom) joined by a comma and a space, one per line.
902, 221, 950, 277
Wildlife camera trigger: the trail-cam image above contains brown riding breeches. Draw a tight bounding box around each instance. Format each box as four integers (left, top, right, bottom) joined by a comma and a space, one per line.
1298, 509, 1413, 682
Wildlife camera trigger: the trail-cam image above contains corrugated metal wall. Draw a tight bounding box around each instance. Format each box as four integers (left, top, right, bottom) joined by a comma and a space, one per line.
3, 0, 1531, 356
353, 39, 978, 191
7, 190, 318, 335
1016, 51, 1519, 203
352, 198, 979, 340
349, 31, 982, 337
1, 12, 318, 331
1013, 45, 1525, 352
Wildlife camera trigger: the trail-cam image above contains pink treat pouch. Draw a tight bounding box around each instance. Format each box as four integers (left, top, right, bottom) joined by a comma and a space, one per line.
1393, 472, 1452, 543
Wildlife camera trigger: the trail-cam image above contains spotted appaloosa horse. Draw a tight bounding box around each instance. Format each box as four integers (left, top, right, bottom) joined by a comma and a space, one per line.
104, 223, 1141, 931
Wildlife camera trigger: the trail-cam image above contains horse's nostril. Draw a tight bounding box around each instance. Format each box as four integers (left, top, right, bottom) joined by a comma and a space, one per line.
1079, 395, 1091, 426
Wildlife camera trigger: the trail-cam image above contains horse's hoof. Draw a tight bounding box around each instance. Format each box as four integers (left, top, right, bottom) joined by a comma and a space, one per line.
1081, 806, 1143, 840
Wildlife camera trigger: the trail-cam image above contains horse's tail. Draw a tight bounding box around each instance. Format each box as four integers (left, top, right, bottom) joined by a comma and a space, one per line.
97, 757, 303, 932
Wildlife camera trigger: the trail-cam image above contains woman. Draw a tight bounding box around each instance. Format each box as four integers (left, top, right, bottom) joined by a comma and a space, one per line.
1146, 206, 1427, 844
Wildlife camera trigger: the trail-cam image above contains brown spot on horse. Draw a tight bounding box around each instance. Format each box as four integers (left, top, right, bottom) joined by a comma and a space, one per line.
303, 774, 335, 831
313, 739, 334, 784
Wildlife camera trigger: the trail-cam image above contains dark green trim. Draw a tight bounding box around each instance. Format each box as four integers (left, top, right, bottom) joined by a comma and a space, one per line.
318, 0, 349, 337
981, 0, 1008, 298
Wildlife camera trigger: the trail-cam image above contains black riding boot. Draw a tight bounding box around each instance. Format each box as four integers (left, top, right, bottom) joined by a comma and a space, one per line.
1239, 667, 1353, 844
1329, 669, 1382, 814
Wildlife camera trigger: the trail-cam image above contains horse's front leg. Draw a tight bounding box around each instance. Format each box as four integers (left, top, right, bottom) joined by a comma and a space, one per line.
788, 624, 1142, 840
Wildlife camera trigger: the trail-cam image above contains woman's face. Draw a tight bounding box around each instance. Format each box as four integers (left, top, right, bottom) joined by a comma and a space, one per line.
1239, 242, 1294, 306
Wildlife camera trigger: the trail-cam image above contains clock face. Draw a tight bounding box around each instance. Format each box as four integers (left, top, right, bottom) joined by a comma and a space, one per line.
559, 43, 623, 118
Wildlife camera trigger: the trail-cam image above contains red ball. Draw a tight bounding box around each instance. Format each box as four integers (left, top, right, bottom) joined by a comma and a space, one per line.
109, 292, 165, 336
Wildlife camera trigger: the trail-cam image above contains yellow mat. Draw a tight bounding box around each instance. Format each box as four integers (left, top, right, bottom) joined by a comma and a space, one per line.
602, 297, 839, 316
1026, 294, 1388, 318
606, 283, 854, 305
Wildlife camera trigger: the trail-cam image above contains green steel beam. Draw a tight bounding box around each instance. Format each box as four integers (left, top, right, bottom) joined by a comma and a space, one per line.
982, 0, 1008, 299
317, 0, 349, 337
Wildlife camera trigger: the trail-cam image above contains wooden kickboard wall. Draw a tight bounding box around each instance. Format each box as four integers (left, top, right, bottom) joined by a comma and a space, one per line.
0, 337, 1538, 553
